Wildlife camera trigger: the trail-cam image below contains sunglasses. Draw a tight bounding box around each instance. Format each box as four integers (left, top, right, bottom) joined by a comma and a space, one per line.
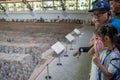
92, 12, 106, 17
92, 11, 107, 17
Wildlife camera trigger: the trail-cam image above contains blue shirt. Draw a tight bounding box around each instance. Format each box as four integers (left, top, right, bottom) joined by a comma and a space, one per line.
109, 17, 120, 33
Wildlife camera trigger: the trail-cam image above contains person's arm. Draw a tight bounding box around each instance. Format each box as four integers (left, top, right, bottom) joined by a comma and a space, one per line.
73, 33, 95, 57
93, 54, 113, 79
88, 46, 95, 56
73, 50, 81, 56
89, 34, 94, 46
73, 46, 93, 57
73, 35, 95, 57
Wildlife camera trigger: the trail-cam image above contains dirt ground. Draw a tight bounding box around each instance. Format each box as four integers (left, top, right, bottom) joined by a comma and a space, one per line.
0, 22, 82, 32
0, 22, 84, 41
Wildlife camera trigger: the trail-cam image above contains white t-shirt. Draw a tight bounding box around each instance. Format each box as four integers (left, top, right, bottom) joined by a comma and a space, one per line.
99, 50, 120, 80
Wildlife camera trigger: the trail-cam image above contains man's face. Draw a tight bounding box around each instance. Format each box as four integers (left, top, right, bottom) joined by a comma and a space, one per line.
110, 0, 120, 14
92, 10, 108, 27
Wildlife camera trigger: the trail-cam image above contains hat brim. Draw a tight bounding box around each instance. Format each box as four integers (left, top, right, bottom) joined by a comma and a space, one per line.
88, 8, 108, 12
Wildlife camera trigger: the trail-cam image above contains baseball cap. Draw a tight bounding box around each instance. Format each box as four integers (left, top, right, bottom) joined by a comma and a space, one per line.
88, 1, 110, 12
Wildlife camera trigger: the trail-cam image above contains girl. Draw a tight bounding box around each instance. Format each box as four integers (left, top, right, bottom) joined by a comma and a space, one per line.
93, 23, 120, 80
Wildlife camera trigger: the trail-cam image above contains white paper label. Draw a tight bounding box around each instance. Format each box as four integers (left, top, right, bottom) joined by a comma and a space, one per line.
73, 28, 80, 35
51, 41, 65, 54
65, 33, 75, 42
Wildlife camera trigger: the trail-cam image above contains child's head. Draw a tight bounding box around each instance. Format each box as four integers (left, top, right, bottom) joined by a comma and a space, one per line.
94, 23, 120, 49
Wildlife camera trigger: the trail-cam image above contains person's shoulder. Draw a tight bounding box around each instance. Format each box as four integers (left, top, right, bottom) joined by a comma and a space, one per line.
111, 51, 120, 59
110, 17, 120, 26
111, 17, 120, 21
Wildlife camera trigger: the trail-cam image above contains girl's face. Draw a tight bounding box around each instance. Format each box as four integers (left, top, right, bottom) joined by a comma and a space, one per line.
97, 34, 112, 48
96, 35, 107, 47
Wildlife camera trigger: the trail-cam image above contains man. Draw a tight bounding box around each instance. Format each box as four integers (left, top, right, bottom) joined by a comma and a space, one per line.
73, 0, 120, 57
109, 0, 120, 19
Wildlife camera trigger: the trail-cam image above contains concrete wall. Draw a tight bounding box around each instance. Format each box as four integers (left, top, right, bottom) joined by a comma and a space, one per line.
0, 10, 92, 22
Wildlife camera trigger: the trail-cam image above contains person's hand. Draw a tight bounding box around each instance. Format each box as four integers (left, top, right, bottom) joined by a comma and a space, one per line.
94, 39, 104, 55
73, 50, 81, 56
92, 54, 101, 67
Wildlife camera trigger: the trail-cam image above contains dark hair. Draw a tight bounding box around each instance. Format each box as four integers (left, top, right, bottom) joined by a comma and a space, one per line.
108, 0, 120, 2
95, 23, 120, 50
114, 34, 120, 51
